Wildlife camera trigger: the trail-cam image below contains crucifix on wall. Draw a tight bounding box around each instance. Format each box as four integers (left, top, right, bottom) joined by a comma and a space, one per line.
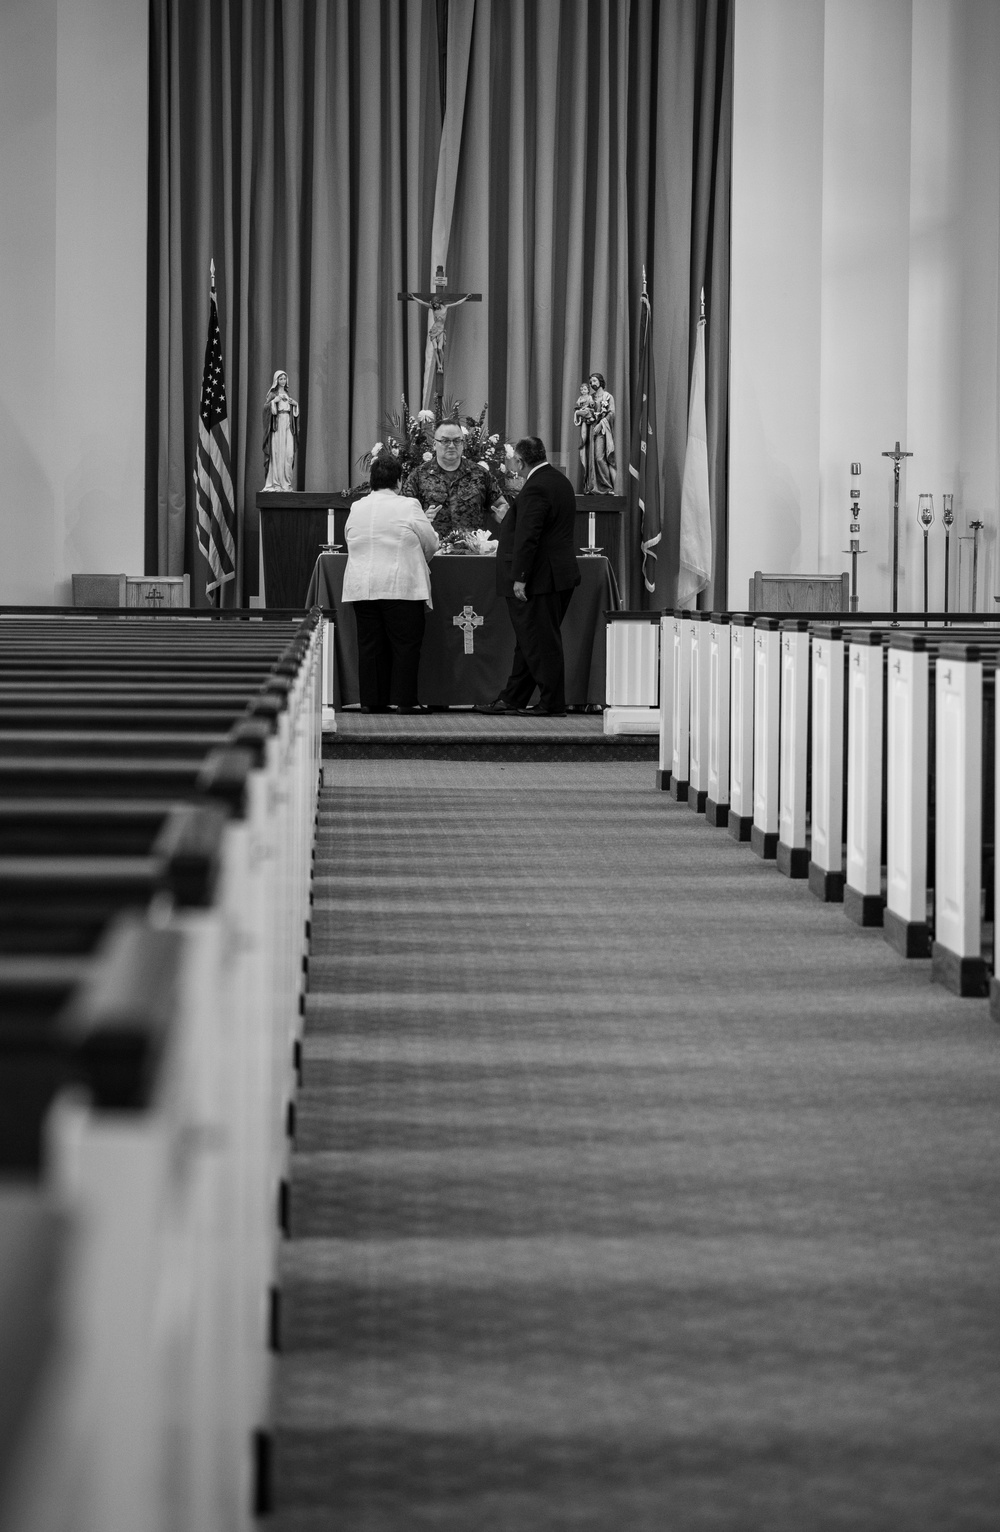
398, 265, 481, 410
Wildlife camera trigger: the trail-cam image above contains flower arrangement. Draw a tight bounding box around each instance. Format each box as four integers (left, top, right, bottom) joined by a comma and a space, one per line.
353, 396, 515, 503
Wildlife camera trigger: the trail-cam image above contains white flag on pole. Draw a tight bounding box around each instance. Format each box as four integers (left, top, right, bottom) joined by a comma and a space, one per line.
676, 292, 712, 608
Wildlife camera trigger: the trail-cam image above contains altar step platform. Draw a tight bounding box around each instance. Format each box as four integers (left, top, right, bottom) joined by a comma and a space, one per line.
322, 707, 658, 763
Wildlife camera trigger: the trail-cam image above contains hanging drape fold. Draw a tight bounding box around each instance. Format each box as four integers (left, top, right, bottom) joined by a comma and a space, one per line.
147, 0, 731, 608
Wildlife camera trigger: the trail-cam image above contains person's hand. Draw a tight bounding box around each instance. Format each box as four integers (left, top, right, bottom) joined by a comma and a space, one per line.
513, 581, 527, 601
425, 504, 442, 521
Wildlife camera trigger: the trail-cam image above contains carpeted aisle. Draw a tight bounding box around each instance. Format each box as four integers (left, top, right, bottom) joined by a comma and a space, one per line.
270, 760, 1000, 1531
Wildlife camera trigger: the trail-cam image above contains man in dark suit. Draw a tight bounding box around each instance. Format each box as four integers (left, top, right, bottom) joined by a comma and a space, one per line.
479, 436, 581, 716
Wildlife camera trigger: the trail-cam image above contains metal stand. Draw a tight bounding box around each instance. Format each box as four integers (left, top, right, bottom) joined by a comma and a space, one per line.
942, 494, 954, 618
971, 519, 984, 611
922, 528, 930, 622
881, 440, 913, 612
842, 461, 866, 612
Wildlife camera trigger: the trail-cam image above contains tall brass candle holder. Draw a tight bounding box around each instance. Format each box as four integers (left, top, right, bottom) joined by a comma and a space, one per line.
917, 494, 934, 623
971, 519, 985, 611
942, 494, 954, 616
842, 461, 866, 612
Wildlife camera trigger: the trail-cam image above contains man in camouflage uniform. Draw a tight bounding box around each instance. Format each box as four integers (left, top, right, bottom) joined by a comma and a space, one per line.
401, 421, 505, 538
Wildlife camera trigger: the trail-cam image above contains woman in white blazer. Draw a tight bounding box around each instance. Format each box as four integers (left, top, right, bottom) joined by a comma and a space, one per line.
342, 454, 439, 711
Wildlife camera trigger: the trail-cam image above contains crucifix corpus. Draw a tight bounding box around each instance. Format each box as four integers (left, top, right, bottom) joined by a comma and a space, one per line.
398, 265, 481, 411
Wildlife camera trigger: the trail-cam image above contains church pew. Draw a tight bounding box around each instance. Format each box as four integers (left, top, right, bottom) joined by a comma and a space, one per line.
750, 619, 782, 859
807, 626, 848, 901
604, 611, 660, 735
842, 628, 1000, 932
687, 614, 713, 813
669, 613, 693, 801
775, 621, 812, 877
0, 621, 322, 1527
928, 644, 996, 996
705, 613, 731, 826
883, 634, 935, 954
727, 615, 756, 840
655, 614, 674, 791
0, 1187, 71, 1532
0, 916, 249, 1531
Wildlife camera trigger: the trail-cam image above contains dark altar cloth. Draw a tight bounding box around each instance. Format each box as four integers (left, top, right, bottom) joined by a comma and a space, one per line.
305, 553, 618, 707
258, 492, 627, 606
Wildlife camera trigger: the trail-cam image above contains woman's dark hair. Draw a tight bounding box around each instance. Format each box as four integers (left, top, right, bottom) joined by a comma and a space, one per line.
369, 454, 403, 491
588, 370, 606, 389
514, 436, 547, 468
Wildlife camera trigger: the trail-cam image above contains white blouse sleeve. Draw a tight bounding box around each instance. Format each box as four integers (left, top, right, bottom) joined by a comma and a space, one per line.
407, 500, 440, 562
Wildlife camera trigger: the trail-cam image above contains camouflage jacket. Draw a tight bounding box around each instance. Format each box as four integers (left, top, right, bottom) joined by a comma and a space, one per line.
400, 459, 496, 538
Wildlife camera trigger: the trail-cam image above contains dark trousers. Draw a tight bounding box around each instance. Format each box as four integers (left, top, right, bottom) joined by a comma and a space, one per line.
353, 599, 426, 709
500, 587, 575, 711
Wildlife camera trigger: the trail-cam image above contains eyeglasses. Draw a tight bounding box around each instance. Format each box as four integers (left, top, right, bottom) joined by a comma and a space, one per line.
435, 438, 462, 450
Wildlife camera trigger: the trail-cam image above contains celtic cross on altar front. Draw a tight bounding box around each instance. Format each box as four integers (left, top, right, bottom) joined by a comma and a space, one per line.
453, 605, 484, 654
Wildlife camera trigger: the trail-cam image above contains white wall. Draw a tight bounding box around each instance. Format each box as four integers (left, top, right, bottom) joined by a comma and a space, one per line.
0, 0, 147, 605
731, 0, 1000, 612
729, 0, 825, 609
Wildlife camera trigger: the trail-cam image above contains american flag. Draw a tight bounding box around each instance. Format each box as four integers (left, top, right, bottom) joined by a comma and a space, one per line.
194, 266, 237, 601
629, 272, 661, 595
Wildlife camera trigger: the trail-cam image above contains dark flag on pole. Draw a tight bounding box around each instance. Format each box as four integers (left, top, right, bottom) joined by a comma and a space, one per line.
629, 269, 661, 595
194, 261, 237, 603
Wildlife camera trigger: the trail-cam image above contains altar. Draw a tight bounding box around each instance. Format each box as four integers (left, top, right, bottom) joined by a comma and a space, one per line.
305, 552, 619, 708
257, 490, 627, 606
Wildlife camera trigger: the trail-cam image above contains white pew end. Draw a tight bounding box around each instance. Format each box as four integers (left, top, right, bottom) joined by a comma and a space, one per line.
727, 616, 756, 841
604, 613, 660, 736
776, 621, 811, 878
930, 645, 991, 997
705, 613, 731, 827
844, 632, 887, 927
807, 626, 847, 901
750, 619, 781, 860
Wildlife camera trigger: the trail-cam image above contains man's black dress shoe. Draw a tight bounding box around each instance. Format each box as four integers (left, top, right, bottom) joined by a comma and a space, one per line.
516, 705, 567, 717
393, 705, 427, 714
474, 698, 517, 713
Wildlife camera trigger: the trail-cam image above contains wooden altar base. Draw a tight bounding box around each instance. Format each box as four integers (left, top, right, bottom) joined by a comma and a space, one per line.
322, 708, 658, 762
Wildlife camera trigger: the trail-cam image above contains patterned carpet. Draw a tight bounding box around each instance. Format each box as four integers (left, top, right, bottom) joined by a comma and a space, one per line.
269, 760, 1000, 1530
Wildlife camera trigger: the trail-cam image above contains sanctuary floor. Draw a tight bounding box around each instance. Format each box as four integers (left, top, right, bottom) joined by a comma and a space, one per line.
323, 707, 658, 762
267, 753, 1000, 1530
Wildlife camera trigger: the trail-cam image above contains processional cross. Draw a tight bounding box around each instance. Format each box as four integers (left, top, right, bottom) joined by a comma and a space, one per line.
452, 605, 484, 654
398, 265, 481, 410
881, 439, 913, 613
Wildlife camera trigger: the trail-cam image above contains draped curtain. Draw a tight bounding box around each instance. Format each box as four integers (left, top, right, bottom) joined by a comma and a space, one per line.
147, 0, 731, 608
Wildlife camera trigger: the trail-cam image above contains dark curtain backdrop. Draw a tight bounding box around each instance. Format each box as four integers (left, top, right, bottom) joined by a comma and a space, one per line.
147, 0, 731, 608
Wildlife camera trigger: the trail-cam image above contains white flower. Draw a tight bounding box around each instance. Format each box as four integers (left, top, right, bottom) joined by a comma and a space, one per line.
505, 443, 514, 456
417, 410, 435, 423
372, 441, 384, 455
391, 445, 400, 456
460, 426, 469, 436
478, 459, 489, 470
422, 451, 433, 462
489, 434, 499, 444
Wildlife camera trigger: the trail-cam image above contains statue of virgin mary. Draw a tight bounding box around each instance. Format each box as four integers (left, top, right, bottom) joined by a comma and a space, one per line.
262, 369, 300, 491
